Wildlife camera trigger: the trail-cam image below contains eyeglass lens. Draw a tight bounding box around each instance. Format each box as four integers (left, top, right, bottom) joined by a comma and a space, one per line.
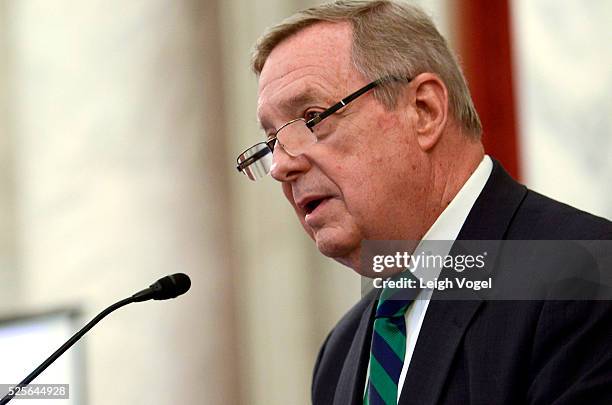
276, 119, 316, 157
238, 143, 273, 180
238, 119, 317, 180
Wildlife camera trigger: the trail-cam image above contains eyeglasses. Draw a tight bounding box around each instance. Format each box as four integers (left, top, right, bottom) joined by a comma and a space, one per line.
236, 77, 410, 181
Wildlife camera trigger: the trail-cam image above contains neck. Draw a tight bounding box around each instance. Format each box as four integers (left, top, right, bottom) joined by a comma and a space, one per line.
420, 134, 485, 239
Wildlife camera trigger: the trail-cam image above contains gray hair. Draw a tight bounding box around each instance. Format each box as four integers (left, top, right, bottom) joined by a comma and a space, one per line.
251, 0, 482, 136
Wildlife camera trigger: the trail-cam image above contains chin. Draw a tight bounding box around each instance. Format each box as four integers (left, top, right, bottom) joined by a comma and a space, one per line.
313, 228, 361, 270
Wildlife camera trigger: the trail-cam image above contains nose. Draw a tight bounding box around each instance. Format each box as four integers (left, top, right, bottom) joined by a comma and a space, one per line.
269, 143, 311, 182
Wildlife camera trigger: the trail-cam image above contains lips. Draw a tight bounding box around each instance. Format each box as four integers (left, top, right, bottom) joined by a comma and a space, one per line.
296, 195, 332, 216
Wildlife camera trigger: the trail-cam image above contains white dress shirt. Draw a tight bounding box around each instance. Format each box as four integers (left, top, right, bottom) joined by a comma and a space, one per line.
363, 155, 493, 402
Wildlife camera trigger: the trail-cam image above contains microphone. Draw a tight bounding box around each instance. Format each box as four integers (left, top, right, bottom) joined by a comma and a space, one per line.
132, 273, 192, 302
0, 273, 191, 405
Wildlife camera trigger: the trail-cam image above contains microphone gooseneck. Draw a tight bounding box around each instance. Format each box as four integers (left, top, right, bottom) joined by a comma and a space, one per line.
0, 273, 191, 405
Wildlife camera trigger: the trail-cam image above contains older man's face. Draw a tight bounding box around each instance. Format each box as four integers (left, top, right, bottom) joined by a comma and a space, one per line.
257, 22, 431, 272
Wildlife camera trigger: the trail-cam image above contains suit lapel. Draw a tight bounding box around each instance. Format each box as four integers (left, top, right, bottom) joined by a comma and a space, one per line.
399, 160, 528, 405
399, 299, 481, 405
455, 158, 528, 242
333, 291, 377, 405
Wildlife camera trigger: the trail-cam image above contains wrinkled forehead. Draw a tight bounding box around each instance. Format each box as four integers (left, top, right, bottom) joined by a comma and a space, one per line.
257, 22, 357, 122
258, 22, 354, 88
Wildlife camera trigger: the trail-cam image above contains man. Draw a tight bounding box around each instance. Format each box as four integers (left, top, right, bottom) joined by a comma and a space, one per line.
236, 1, 612, 404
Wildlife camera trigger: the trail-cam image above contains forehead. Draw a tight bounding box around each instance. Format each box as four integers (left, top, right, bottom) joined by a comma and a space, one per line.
257, 22, 357, 123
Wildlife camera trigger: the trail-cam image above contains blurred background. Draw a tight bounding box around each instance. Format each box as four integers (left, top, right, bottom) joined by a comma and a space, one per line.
0, 0, 610, 404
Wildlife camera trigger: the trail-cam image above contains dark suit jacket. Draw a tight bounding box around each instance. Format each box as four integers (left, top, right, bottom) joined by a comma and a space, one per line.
312, 160, 612, 405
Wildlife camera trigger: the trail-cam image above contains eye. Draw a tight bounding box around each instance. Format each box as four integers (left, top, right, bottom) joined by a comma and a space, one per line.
304, 110, 322, 122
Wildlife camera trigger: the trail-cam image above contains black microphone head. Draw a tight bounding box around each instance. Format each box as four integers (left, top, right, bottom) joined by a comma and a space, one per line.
151, 273, 191, 300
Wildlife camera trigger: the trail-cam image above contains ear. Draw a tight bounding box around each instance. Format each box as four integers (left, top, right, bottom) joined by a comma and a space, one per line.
409, 73, 449, 151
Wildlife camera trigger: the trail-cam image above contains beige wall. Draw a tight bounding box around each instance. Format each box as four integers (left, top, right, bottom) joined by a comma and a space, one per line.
1, 0, 237, 403
511, 0, 612, 221
0, 0, 20, 308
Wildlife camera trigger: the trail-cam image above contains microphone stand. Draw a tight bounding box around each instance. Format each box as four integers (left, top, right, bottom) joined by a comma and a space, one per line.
0, 296, 135, 405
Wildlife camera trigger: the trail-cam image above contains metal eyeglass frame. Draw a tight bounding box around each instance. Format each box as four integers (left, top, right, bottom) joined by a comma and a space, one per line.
236, 76, 411, 175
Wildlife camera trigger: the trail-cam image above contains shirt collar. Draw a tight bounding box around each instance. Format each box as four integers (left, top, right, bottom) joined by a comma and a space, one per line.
410, 155, 493, 282
422, 155, 493, 242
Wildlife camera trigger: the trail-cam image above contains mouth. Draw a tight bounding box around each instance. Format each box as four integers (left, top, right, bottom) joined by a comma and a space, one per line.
298, 196, 331, 216
305, 198, 325, 214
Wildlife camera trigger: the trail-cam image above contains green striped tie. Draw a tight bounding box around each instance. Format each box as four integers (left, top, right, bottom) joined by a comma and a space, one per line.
364, 284, 415, 405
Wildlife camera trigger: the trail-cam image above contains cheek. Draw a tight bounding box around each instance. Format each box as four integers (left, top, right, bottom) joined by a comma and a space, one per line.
322, 152, 383, 217
341, 180, 380, 218
332, 149, 417, 232
376, 110, 401, 135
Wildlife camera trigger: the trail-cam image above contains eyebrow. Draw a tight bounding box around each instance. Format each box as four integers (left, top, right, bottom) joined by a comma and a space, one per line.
258, 87, 332, 133
282, 90, 324, 113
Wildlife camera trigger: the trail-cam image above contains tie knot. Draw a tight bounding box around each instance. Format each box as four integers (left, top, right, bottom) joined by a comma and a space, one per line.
374, 273, 420, 318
